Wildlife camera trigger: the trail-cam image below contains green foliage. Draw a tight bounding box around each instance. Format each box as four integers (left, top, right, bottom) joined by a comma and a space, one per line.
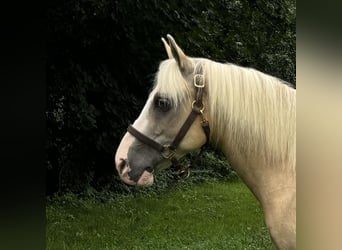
47, 0, 296, 194
47, 181, 273, 249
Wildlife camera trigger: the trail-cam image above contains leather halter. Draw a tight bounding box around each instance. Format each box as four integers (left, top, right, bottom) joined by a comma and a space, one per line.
127, 64, 210, 173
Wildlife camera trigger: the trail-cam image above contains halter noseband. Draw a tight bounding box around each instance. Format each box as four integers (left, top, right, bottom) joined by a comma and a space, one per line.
127, 64, 210, 174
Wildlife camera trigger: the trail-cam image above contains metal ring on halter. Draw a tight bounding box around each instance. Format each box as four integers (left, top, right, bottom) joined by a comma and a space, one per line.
179, 168, 191, 178
192, 100, 205, 113
161, 145, 176, 159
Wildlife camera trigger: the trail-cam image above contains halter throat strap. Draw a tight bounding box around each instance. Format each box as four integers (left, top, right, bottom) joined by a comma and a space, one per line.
127, 63, 210, 170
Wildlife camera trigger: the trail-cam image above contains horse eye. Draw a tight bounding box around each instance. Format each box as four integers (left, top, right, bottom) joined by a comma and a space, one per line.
154, 97, 171, 112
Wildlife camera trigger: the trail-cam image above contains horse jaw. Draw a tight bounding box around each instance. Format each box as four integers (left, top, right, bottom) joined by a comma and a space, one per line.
115, 132, 154, 186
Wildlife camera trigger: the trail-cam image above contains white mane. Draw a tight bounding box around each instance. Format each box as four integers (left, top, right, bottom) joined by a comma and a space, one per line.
153, 58, 296, 168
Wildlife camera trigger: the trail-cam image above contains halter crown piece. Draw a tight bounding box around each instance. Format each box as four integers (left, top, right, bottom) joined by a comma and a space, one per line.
127, 63, 210, 177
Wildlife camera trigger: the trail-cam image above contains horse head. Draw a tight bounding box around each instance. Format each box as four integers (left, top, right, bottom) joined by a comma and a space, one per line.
115, 35, 209, 186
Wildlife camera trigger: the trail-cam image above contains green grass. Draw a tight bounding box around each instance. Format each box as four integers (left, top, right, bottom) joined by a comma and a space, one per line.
47, 181, 273, 249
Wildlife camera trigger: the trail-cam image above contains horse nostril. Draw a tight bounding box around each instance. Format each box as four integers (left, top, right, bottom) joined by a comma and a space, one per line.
118, 158, 127, 174
145, 166, 154, 173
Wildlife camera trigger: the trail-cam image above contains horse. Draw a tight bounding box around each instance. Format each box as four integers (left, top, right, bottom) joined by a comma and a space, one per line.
115, 34, 296, 249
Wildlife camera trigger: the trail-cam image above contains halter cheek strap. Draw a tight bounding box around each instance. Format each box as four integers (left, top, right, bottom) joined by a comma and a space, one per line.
127, 64, 210, 174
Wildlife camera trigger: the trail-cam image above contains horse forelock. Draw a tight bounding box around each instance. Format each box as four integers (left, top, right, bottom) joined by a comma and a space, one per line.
152, 59, 193, 109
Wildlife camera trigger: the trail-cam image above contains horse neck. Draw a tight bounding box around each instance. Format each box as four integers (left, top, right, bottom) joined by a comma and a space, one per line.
208, 95, 296, 203
203, 61, 296, 206
217, 138, 296, 213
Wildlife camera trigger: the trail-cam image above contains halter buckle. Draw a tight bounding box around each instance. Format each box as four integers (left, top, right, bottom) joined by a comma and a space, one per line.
161, 145, 176, 159
194, 74, 205, 88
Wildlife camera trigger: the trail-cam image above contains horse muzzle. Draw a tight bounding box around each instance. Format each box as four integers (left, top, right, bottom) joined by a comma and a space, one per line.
116, 158, 154, 186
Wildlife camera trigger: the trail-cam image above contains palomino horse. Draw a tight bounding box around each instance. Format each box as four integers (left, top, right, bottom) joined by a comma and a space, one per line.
115, 34, 296, 249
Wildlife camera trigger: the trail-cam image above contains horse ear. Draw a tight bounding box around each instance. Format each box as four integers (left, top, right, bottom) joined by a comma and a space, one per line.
166, 34, 194, 75
161, 37, 173, 59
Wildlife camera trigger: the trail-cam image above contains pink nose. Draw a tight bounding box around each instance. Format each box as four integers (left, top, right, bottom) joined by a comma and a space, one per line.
116, 160, 137, 185
115, 158, 154, 186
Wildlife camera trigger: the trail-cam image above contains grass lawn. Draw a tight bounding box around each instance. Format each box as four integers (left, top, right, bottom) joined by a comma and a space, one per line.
47, 181, 273, 249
